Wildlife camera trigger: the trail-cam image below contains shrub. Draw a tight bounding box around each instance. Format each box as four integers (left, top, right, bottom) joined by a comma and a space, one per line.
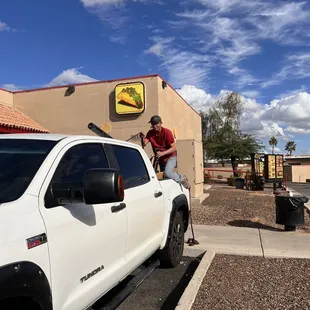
204, 174, 210, 184
227, 175, 235, 186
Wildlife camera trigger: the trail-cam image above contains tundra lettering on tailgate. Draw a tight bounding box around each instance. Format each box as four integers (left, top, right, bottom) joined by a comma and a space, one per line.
80, 265, 105, 283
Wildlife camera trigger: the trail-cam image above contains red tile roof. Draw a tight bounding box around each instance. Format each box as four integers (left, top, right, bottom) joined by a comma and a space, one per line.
0, 104, 49, 133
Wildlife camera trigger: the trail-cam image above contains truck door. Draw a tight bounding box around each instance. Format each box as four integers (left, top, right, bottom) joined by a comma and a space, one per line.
38, 141, 128, 310
108, 143, 165, 270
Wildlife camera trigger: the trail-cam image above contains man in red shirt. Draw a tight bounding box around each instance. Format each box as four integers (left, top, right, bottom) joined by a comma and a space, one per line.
143, 115, 190, 189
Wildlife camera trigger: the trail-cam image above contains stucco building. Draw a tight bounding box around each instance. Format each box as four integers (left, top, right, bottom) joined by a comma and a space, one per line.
0, 74, 204, 198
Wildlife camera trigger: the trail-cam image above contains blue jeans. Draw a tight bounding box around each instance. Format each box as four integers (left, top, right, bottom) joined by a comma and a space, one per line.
160, 156, 184, 183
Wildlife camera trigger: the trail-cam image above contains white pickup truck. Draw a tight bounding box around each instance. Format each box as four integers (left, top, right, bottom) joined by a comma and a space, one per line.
0, 127, 191, 310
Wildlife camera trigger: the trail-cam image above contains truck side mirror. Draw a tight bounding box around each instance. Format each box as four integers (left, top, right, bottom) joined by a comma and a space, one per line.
49, 182, 84, 206
83, 168, 125, 205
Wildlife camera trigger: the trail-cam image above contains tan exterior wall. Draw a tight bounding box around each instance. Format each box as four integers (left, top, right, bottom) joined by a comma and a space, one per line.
177, 139, 204, 197
0, 89, 13, 106
13, 76, 159, 139
290, 165, 310, 182
157, 80, 202, 141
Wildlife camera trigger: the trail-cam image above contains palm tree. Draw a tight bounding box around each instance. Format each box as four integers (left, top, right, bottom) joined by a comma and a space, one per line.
269, 136, 278, 154
285, 141, 296, 156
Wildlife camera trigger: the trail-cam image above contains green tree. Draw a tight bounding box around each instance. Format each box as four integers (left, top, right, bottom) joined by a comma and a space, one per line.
285, 141, 296, 156
269, 136, 278, 154
204, 92, 263, 176
199, 110, 209, 164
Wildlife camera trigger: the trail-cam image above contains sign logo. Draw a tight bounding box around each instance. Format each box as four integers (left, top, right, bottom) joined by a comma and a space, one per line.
115, 82, 145, 115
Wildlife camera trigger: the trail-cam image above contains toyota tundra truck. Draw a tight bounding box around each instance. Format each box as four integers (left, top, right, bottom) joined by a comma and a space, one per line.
0, 129, 190, 310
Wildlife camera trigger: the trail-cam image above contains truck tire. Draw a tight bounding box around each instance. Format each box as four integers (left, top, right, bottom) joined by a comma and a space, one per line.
159, 211, 184, 268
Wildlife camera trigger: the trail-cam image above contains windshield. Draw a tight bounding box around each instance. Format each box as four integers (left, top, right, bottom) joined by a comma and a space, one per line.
0, 139, 58, 203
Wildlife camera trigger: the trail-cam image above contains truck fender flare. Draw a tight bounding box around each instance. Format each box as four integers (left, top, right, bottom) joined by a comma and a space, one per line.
161, 194, 189, 249
0, 261, 52, 310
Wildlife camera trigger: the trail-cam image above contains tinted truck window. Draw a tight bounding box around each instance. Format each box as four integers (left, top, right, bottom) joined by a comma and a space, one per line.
45, 143, 109, 207
111, 145, 150, 189
52, 143, 109, 183
0, 139, 57, 203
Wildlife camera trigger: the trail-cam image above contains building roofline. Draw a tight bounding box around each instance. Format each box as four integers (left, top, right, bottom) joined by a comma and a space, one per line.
285, 155, 310, 159
3, 73, 200, 117
12, 74, 160, 94
0, 87, 13, 94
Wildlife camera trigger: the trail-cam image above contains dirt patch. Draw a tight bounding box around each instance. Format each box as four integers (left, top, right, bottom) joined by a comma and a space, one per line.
192, 254, 310, 310
192, 184, 310, 232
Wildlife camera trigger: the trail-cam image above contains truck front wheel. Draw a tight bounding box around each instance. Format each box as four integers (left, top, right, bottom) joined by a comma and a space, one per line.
159, 211, 184, 268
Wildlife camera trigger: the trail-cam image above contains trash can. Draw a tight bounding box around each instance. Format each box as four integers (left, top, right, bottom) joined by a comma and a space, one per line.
275, 195, 309, 231
235, 178, 245, 189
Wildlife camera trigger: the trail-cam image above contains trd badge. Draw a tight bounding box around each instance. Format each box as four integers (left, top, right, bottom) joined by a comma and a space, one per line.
26, 233, 47, 249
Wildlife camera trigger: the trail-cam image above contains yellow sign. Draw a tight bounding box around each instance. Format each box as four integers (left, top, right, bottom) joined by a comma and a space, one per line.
267, 155, 276, 179
115, 82, 145, 115
276, 155, 283, 178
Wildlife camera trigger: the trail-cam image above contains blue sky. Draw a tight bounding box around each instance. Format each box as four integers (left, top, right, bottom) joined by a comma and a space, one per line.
1, 0, 310, 154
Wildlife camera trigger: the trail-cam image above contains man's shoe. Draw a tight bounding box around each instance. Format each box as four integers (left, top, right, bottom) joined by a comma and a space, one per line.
181, 176, 191, 189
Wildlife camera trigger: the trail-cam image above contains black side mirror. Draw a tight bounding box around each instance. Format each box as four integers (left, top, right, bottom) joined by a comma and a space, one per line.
83, 168, 124, 205
49, 182, 84, 206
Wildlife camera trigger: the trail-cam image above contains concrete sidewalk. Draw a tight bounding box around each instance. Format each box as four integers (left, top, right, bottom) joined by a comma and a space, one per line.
184, 224, 310, 259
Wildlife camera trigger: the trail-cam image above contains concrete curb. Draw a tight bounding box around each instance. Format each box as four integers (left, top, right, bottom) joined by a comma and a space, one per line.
175, 250, 215, 310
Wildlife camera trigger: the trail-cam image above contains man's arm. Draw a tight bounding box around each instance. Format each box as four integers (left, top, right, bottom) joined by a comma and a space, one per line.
140, 132, 150, 148
157, 129, 176, 158
158, 142, 176, 157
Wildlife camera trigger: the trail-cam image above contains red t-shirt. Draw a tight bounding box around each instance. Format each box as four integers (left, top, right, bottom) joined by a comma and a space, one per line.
146, 127, 177, 165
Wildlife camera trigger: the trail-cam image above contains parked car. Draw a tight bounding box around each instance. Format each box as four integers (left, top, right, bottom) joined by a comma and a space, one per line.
0, 132, 190, 310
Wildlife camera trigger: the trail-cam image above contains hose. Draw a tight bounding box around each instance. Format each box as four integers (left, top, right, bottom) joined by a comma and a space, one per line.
186, 187, 199, 246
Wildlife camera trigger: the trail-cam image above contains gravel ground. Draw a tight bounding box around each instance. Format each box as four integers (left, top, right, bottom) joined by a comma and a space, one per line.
194, 184, 310, 232
92, 256, 200, 310
192, 254, 310, 310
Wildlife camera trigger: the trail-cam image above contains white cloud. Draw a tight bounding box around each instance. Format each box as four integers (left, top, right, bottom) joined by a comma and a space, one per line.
81, 0, 123, 7
0, 21, 11, 32
176, 84, 215, 111
110, 35, 126, 43
45, 68, 98, 87
262, 53, 310, 88
286, 127, 310, 134
80, 0, 158, 28
81, 0, 152, 6
177, 84, 310, 140
1, 84, 22, 91
170, 1, 310, 88
240, 90, 260, 98
262, 92, 310, 128
144, 36, 211, 88
247, 1, 310, 44
278, 85, 308, 99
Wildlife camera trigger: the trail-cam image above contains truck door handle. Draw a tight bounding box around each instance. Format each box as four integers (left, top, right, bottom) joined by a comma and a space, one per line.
111, 203, 126, 213
154, 191, 162, 198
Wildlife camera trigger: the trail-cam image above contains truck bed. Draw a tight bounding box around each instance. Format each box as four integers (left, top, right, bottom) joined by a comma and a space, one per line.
156, 168, 178, 181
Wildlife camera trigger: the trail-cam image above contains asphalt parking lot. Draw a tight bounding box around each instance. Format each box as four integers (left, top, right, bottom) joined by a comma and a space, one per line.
289, 182, 310, 198
91, 255, 201, 310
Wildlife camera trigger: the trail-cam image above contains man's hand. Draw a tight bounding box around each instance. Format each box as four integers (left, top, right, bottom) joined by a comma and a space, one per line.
156, 151, 165, 158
